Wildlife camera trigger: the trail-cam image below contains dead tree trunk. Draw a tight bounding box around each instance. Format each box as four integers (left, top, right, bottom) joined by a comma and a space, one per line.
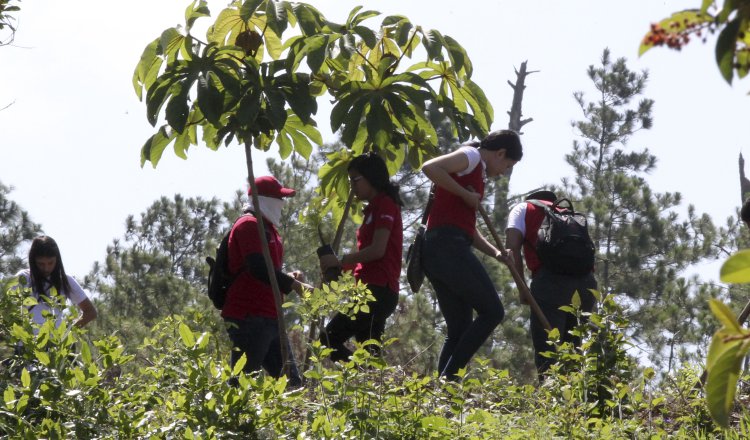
506, 61, 537, 133
740, 153, 750, 204
492, 61, 537, 226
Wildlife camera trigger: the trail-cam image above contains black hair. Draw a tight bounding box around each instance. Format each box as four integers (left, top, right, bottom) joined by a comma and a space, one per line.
348, 152, 404, 206
466, 129, 523, 161
28, 235, 71, 298
742, 197, 750, 225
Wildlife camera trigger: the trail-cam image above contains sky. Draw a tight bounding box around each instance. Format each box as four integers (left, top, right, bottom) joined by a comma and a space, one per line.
2, 0, 749, 281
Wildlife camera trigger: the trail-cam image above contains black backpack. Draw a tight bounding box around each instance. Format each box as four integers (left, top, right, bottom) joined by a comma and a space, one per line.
205, 230, 234, 310
527, 198, 595, 276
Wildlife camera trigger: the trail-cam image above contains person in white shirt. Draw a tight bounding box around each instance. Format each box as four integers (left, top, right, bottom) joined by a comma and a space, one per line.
17, 235, 97, 331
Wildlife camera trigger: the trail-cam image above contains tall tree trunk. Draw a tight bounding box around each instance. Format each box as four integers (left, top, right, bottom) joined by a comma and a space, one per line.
244, 140, 291, 374
506, 61, 536, 133
302, 190, 356, 372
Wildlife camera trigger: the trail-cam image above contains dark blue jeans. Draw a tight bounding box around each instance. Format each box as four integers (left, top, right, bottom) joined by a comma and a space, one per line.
321, 284, 399, 361
225, 315, 301, 387
422, 226, 505, 379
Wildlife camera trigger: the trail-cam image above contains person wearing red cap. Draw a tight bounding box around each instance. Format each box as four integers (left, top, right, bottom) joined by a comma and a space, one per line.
319, 153, 403, 362
221, 176, 311, 387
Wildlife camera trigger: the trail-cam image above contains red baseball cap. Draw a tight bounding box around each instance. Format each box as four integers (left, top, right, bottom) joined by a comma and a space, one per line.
249, 176, 296, 198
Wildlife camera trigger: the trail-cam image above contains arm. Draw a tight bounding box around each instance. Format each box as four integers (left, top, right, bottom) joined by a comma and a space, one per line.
74, 298, 97, 328
505, 227, 528, 304
505, 228, 525, 278
472, 229, 501, 259
244, 253, 297, 294
421, 150, 480, 209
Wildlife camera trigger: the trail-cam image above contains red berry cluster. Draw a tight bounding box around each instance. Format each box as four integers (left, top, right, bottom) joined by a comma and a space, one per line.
643, 19, 714, 50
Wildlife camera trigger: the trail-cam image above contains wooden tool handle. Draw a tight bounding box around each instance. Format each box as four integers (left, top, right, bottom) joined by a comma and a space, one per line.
475, 202, 552, 331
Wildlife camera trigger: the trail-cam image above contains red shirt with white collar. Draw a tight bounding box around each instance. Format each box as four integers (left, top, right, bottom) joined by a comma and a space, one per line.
353, 192, 402, 293
427, 148, 485, 238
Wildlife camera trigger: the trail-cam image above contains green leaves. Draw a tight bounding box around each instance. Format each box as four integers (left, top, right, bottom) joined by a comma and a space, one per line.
716, 18, 741, 83
719, 249, 750, 283
704, 249, 750, 427
705, 299, 750, 428
179, 322, 196, 347
275, 113, 321, 159
134, 0, 493, 226
135, 2, 334, 167
196, 73, 224, 125
184, 0, 210, 32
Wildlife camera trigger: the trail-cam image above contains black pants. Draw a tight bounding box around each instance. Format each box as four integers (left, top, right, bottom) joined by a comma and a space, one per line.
225, 314, 302, 387
422, 226, 505, 380
529, 268, 597, 377
321, 284, 398, 362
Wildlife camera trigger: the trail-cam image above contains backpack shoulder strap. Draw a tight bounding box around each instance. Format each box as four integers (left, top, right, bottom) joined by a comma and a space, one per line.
552, 198, 574, 212
526, 199, 552, 212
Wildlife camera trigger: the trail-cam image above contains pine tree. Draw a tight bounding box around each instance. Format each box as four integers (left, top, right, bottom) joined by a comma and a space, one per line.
0, 180, 41, 278
563, 48, 721, 370
87, 195, 226, 351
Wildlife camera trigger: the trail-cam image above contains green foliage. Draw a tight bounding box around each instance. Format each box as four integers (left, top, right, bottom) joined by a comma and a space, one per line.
721, 249, 750, 283
4, 273, 749, 437
640, 0, 750, 87
705, 299, 750, 428
704, 251, 750, 428
292, 271, 375, 329
544, 292, 638, 418
134, 1, 493, 219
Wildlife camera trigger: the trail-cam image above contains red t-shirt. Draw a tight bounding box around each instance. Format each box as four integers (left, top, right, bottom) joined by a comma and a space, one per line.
353, 193, 402, 293
221, 215, 284, 319
426, 162, 485, 237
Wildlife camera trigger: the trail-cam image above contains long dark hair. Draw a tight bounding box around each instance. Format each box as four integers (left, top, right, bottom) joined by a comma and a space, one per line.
348, 152, 404, 206
28, 235, 71, 298
466, 129, 523, 161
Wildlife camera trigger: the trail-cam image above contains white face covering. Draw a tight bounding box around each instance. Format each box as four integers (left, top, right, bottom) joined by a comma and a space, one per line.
248, 196, 285, 227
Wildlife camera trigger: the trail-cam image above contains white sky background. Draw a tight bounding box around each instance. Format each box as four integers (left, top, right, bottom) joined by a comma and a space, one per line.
1, 0, 748, 281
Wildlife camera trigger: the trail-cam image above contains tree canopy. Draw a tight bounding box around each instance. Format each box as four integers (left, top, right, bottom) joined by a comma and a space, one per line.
133, 0, 493, 207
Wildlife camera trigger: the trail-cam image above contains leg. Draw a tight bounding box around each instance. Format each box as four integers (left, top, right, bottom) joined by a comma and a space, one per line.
352, 285, 399, 357
422, 228, 504, 379
438, 254, 504, 379
320, 312, 357, 362
529, 299, 569, 376
225, 316, 275, 374
428, 275, 473, 377
262, 319, 302, 387
530, 271, 598, 378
